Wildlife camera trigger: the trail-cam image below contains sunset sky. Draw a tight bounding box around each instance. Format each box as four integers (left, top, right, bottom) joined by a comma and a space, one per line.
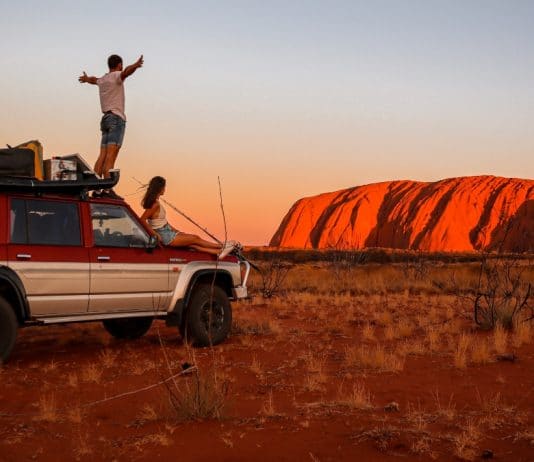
1, 1, 533, 245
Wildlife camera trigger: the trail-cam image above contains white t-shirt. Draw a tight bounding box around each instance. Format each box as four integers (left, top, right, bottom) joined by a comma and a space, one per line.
97, 71, 126, 121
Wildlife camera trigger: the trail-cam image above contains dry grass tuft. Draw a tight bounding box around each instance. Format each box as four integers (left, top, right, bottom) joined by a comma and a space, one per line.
454, 333, 471, 369
476, 392, 517, 429
345, 345, 404, 372
99, 349, 118, 368
432, 391, 456, 421
145, 432, 172, 447
353, 425, 400, 452
514, 428, 534, 446
384, 325, 395, 341
166, 368, 228, 421
411, 436, 436, 457
493, 323, 508, 354
233, 320, 273, 336
73, 432, 92, 458
376, 311, 393, 327
336, 381, 373, 409
67, 372, 79, 388
42, 360, 58, 373
400, 339, 425, 356
453, 418, 481, 461
426, 326, 441, 352
512, 320, 532, 348
34, 394, 59, 422
67, 405, 84, 424
250, 355, 263, 376
470, 337, 491, 365
362, 323, 375, 341
397, 320, 414, 338
131, 359, 156, 376
80, 363, 103, 383
220, 431, 234, 448
261, 390, 277, 417
137, 404, 159, 422
406, 401, 430, 430
304, 372, 327, 392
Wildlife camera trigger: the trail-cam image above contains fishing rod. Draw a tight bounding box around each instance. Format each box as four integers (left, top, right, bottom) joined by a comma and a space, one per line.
132, 176, 223, 245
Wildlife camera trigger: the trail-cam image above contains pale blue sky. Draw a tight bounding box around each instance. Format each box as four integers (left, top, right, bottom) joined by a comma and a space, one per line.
1, 1, 533, 244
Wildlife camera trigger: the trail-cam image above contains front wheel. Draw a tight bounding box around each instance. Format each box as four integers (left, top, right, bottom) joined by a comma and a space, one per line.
0, 296, 18, 363
183, 284, 232, 346
103, 317, 153, 340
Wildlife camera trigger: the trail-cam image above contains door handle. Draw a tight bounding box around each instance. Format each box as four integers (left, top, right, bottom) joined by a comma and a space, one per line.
16, 254, 32, 259
97, 256, 111, 261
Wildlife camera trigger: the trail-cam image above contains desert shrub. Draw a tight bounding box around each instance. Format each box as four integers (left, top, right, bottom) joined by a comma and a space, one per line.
251, 260, 293, 298
472, 259, 532, 329
165, 367, 228, 421
432, 258, 534, 329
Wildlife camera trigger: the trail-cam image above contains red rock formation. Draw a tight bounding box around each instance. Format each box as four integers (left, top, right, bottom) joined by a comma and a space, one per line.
270, 176, 534, 252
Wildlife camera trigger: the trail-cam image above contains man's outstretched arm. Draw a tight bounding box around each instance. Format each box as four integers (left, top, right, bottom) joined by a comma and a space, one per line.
78, 72, 97, 84
121, 55, 144, 81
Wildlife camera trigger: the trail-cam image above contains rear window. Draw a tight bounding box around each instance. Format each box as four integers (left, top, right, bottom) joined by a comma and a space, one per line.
10, 198, 82, 246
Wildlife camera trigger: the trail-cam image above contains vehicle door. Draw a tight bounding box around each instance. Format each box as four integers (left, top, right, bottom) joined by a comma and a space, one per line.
88, 202, 171, 313
6, 196, 89, 316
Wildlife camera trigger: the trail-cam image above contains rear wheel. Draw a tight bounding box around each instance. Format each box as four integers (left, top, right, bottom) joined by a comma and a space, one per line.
183, 284, 232, 346
102, 317, 153, 340
0, 297, 18, 363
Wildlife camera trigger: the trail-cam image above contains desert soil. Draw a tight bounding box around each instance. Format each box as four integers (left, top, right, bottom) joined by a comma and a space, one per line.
1, 260, 533, 461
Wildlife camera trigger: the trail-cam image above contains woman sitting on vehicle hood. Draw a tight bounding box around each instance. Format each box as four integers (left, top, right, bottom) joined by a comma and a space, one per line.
140, 176, 237, 259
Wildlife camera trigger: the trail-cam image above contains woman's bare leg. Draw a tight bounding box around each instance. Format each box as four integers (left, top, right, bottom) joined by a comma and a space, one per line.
170, 233, 222, 251
189, 245, 220, 255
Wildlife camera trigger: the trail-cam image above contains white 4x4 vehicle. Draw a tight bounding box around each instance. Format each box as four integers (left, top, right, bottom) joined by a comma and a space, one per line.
0, 173, 249, 362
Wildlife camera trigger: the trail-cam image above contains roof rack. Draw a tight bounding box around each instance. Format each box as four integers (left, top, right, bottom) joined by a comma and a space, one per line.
0, 170, 120, 196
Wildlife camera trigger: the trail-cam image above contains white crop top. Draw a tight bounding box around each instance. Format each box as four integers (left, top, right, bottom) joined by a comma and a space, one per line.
147, 201, 168, 230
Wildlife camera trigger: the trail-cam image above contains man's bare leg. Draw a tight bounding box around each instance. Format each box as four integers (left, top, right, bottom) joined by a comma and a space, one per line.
94, 145, 107, 177
102, 144, 121, 178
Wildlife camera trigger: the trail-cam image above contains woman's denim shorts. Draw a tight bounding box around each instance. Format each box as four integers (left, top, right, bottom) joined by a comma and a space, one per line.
100, 112, 126, 146
155, 223, 178, 245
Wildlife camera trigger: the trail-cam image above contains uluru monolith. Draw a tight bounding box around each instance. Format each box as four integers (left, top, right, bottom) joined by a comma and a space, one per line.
270, 176, 534, 252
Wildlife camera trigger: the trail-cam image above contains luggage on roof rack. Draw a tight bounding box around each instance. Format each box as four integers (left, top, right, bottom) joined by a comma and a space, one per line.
0, 147, 38, 178
15, 140, 44, 180
0, 140, 44, 180
0, 141, 118, 195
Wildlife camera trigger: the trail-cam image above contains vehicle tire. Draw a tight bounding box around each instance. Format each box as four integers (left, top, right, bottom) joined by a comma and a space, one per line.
183, 284, 232, 347
102, 317, 153, 340
0, 297, 18, 363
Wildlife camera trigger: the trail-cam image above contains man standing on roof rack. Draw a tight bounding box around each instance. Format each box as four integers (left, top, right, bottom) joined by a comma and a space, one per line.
78, 54, 143, 199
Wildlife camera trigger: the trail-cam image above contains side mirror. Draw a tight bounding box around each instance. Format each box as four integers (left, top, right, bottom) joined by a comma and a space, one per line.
146, 235, 158, 252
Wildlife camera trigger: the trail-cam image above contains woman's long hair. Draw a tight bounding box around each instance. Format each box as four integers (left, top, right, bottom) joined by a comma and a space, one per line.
142, 176, 166, 209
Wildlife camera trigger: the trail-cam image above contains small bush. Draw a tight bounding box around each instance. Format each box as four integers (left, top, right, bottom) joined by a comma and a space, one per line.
165, 368, 228, 421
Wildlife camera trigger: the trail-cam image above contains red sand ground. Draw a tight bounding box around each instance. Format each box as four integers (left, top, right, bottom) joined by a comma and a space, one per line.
1, 265, 534, 461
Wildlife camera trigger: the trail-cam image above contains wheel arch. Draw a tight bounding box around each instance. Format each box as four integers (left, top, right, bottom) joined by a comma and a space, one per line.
170, 269, 233, 329
0, 266, 30, 325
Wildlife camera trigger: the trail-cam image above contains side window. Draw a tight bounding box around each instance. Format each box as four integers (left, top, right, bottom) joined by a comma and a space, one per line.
91, 204, 149, 248
10, 198, 81, 246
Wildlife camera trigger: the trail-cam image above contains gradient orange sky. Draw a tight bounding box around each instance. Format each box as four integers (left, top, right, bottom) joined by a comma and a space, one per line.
2, 1, 533, 245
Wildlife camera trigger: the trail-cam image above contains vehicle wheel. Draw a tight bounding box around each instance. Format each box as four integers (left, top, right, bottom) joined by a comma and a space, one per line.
102, 317, 153, 340
0, 297, 18, 363
183, 284, 232, 346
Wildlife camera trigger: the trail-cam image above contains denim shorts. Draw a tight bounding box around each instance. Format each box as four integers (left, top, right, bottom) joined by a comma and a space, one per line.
155, 223, 178, 245
100, 113, 126, 146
